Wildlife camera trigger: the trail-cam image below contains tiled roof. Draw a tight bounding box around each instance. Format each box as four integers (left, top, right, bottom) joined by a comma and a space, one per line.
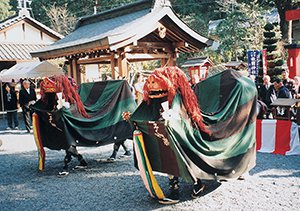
0, 15, 63, 39
182, 57, 214, 68
31, 0, 213, 59
225, 61, 246, 68
0, 43, 47, 61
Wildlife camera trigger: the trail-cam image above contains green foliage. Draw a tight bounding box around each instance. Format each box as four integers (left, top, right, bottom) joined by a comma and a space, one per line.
43, 3, 77, 35
263, 39, 277, 45
263, 31, 276, 38
264, 22, 274, 31
0, 0, 15, 20
275, 59, 284, 66
263, 45, 277, 52
213, 0, 266, 62
29, 0, 134, 28
263, 21, 284, 77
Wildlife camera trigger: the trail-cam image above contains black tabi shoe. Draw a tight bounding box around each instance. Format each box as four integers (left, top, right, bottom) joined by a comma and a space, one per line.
158, 176, 180, 205
158, 189, 179, 205
123, 151, 131, 157
107, 153, 116, 161
191, 179, 205, 199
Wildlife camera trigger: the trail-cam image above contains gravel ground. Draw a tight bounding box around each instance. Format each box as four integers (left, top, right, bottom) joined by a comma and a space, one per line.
0, 134, 299, 211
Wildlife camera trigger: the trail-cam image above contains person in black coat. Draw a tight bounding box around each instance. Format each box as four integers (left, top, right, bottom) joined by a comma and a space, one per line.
3, 83, 19, 130
274, 78, 291, 99
258, 75, 276, 118
19, 80, 37, 132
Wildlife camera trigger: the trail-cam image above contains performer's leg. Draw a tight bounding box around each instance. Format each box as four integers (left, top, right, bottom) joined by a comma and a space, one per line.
108, 142, 121, 160
121, 140, 131, 156
159, 175, 179, 204
63, 151, 72, 171
67, 145, 87, 168
191, 178, 205, 198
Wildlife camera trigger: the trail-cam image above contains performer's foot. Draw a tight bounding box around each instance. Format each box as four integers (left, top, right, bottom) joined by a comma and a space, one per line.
191, 179, 205, 199
74, 163, 87, 169
158, 189, 179, 205
75, 158, 88, 169
237, 175, 245, 180
58, 170, 69, 177
123, 151, 131, 157
107, 154, 116, 161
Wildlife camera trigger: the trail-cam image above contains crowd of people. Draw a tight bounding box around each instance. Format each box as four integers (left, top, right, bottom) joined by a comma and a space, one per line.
2, 80, 37, 132
257, 69, 300, 119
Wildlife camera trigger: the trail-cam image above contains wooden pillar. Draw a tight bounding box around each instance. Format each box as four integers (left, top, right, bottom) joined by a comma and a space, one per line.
161, 53, 176, 67
161, 58, 167, 67
71, 58, 81, 84
110, 53, 116, 79
117, 54, 128, 78
169, 52, 177, 66
67, 59, 72, 77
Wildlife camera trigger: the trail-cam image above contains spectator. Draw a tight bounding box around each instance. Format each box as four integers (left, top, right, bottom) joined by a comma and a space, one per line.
19, 80, 37, 133
274, 78, 291, 99
190, 74, 200, 89
10, 79, 16, 91
134, 74, 144, 105
258, 75, 276, 118
282, 69, 294, 92
292, 76, 300, 99
259, 75, 272, 104
3, 84, 19, 130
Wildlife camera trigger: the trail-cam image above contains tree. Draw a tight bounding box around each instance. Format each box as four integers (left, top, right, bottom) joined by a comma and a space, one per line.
274, 0, 298, 41
263, 22, 284, 78
243, 0, 298, 41
213, 0, 266, 61
0, 0, 15, 21
44, 3, 76, 36
30, 0, 135, 29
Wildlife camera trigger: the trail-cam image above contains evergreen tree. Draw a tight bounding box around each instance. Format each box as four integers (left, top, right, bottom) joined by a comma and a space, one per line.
0, 0, 15, 21
263, 22, 284, 79
213, 0, 265, 62
30, 0, 135, 29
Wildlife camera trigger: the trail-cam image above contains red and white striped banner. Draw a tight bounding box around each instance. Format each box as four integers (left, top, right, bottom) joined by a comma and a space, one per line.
256, 120, 300, 155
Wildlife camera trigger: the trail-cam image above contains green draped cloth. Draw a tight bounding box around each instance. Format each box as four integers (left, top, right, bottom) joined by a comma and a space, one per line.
32, 80, 136, 150
130, 69, 257, 182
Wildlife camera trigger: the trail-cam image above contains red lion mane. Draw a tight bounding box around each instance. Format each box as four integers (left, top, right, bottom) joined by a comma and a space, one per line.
143, 66, 210, 134
40, 75, 89, 118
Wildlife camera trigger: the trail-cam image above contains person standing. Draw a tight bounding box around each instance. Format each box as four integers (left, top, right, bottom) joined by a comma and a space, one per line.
274, 78, 291, 99
3, 84, 19, 130
19, 80, 36, 133
282, 69, 294, 92
134, 74, 145, 105
258, 75, 276, 118
292, 76, 300, 99
259, 75, 272, 104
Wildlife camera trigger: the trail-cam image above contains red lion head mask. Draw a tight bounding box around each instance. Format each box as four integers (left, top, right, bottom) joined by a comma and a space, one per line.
143, 66, 210, 134
40, 76, 88, 118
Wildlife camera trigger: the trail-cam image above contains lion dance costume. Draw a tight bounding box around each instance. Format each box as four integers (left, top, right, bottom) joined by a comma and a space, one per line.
130, 67, 257, 204
32, 76, 136, 174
